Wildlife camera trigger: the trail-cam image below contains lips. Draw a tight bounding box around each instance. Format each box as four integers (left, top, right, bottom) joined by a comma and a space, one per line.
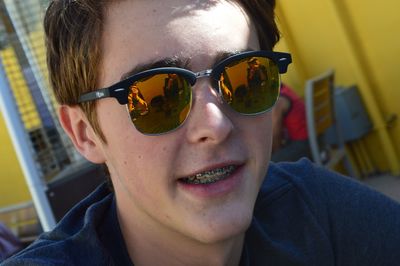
179, 165, 237, 185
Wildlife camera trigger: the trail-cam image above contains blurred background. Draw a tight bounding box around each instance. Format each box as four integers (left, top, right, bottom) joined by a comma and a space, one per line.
0, 0, 399, 249
275, 0, 400, 175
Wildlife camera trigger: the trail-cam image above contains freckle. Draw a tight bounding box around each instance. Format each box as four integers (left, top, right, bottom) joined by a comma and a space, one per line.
153, 9, 157, 13
123, 161, 128, 165
162, 147, 167, 152
138, 155, 142, 159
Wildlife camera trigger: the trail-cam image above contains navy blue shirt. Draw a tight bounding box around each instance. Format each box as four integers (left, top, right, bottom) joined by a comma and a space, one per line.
3, 159, 400, 265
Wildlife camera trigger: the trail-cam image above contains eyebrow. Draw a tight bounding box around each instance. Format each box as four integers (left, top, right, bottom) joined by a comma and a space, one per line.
121, 56, 188, 80
120, 48, 254, 81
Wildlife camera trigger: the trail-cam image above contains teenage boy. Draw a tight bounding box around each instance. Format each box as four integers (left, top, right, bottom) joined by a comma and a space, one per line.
3, 0, 400, 265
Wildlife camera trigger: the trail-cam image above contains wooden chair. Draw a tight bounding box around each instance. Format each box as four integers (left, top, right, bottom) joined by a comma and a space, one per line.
305, 69, 356, 177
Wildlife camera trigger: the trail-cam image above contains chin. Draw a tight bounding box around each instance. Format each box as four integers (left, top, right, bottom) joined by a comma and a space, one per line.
186, 207, 254, 245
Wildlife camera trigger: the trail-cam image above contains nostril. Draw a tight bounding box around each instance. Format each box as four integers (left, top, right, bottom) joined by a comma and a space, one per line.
199, 136, 208, 142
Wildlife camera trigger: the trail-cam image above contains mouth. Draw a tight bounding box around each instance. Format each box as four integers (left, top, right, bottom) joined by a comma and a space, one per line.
179, 165, 237, 185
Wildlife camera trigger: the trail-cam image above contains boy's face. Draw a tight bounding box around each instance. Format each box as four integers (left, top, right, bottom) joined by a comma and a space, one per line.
94, 0, 273, 244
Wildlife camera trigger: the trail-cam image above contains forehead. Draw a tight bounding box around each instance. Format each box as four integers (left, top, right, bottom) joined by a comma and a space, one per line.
99, 0, 259, 84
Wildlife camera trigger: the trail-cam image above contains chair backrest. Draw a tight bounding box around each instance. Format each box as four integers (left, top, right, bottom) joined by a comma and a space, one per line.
305, 69, 338, 165
305, 70, 356, 177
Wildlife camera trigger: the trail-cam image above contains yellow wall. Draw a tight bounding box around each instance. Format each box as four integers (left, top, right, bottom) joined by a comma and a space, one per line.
0, 112, 31, 207
275, 0, 400, 174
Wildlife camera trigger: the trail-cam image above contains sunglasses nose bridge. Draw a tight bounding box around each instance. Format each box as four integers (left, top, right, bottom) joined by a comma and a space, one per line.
194, 69, 213, 79
191, 69, 225, 107
192, 69, 221, 96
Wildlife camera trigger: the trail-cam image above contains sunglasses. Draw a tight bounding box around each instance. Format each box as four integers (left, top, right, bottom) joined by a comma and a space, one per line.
79, 50, 292, 135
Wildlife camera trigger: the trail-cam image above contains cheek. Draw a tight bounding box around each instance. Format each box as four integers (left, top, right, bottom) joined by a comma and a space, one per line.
241, 113, 272, 174
97, 105, 178, 193
245, 113, 272, 149
106, 131, 170, 181
105, 131, 175, 207
95, 103, 152, 178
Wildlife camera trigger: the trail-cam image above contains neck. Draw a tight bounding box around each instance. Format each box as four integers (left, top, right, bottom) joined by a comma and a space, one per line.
116, 204, 245, 266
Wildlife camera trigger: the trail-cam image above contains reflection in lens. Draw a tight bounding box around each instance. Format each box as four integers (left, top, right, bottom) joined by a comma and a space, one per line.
221, 56, 280, 114
128, 85, 149, 120
128, 73, 191, 134
219, 73, 233, 104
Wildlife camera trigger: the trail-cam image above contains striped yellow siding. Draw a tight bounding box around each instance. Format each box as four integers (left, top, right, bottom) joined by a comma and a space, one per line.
0, 46, 41, 131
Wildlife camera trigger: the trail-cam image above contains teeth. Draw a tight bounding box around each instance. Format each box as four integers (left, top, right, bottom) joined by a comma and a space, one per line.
182, 165, 236, 185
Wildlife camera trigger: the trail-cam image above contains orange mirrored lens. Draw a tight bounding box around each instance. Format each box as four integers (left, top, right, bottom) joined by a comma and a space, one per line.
220, 56, 280, 114
127, 73, 191, 134
126, 56, 279, 134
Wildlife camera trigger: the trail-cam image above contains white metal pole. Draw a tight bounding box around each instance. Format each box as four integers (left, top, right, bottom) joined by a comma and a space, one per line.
0, 57, 56, 231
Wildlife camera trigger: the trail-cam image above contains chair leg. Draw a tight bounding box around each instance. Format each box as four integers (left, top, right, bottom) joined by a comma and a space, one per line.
343, 154, 358, 178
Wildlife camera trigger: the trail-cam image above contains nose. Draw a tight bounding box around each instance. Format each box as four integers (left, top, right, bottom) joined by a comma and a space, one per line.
185, 79, 233, 144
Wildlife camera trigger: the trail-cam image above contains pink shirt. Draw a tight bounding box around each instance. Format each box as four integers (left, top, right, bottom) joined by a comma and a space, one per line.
280, 84, 308, 141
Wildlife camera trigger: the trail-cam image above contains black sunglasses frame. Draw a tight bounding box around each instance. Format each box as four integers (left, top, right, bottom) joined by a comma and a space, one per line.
78, 50, 292, 105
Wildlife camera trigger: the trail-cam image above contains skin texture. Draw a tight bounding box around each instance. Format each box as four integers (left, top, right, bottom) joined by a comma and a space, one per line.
272, 96, 290, 152
59, 0, 274, 265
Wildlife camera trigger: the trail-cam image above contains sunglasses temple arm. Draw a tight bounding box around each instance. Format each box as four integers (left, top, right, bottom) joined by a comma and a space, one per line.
78, 88, 111, 103
277, 54, 292, 73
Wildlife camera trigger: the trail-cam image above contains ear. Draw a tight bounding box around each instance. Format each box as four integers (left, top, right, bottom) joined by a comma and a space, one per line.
58, 105, 106, 163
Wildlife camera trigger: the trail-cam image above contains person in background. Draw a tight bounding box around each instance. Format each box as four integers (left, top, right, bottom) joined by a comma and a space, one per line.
127, 85, 149, 118
3, 0, 400, 265
0, 222, 22, 262
272, 83, 312, 162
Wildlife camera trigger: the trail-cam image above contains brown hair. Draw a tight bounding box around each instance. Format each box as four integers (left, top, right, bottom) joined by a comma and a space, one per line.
44, 0, 280, 142
44, 0, 107, 141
